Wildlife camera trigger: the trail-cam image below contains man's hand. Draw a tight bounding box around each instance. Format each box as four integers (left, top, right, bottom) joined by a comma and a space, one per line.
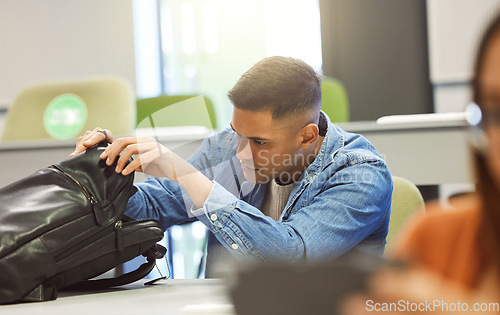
99, 136, 175, 178
69, 127, 114, 157
101, 135, 213, 207
70, 128, 213, 208
71, 128, 180, 180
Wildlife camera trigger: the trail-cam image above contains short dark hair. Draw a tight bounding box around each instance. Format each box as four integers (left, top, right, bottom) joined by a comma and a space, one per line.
227, 56, 322, 121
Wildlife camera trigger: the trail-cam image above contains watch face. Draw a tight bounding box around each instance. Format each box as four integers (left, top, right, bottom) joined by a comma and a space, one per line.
44, 93, 88, 140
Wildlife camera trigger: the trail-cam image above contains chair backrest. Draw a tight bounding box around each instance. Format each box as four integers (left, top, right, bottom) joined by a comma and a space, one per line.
136, 95, 217, 129
1, 77, 135, 142
320, 77, 350, 123
386, 176, 425, 252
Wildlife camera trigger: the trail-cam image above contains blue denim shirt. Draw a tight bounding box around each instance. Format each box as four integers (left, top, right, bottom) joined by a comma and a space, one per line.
125, 113, 393, 263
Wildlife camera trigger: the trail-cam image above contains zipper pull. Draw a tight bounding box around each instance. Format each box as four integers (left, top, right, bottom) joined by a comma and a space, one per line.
115, 220, 124, 251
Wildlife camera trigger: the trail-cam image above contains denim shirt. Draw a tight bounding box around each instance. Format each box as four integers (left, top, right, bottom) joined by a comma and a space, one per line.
125, 113, 393, 263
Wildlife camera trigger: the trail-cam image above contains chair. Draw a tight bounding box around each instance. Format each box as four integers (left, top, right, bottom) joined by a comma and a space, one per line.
1, 77, 135, 142
386, 176, 425, 252
136, 95, 217, 129
320, 77, 350, 123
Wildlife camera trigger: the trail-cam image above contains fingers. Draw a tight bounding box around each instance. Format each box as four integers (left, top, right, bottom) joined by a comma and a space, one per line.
121, 154, 143, 176
99, 137, 138, 170
71, 131, 169, 176
82, 128, 113, 147
120, 141, 172, 177
100, 137, 161, 175
69, 127, 114, 157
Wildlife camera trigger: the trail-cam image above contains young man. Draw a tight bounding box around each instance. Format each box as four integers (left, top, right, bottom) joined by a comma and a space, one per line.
71, 56, 393, 276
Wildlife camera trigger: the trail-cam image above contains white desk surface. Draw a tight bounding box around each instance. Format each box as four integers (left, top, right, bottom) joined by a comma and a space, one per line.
0, 279, 234, 315
337, 116, 465, 132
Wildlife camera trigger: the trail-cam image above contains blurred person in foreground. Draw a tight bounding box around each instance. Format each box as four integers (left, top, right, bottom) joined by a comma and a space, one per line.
343, 11, 500, 315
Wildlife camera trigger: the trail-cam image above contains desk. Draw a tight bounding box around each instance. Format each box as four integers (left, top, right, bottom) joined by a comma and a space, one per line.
337, 118, 473, 186
0, 279, 234, 315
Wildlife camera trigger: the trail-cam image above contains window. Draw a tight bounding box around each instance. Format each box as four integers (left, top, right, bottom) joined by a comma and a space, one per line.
135, 0, 323, 128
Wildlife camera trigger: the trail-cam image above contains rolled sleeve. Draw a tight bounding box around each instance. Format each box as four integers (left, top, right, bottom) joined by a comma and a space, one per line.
191, 181, 237, 228
191, 181, 262, 259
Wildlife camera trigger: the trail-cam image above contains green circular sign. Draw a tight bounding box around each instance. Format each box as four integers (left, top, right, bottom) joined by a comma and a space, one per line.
43, 93, 88, 140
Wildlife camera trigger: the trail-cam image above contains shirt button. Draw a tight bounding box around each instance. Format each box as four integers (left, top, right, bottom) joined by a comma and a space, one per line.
210, 213, 218, 221
231, 243, 239, 250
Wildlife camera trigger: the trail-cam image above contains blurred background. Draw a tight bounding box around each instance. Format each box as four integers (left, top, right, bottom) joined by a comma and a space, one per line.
2, 0, 499, 130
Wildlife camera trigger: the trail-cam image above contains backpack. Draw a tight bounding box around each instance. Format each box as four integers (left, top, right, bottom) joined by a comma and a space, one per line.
0, 142, 166, 304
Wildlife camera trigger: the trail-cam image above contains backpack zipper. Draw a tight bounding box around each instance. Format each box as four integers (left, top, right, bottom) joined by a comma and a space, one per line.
49, 165, 97, 205
48, 164, 108, 225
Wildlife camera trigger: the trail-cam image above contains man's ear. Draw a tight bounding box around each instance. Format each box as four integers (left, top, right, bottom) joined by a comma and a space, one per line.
300, 123, 319, 149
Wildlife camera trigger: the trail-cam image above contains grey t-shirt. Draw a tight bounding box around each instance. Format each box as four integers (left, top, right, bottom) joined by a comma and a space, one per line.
261, 179, 295, 221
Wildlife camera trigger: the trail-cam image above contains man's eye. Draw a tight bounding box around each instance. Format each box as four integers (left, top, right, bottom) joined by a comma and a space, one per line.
253, 140, 266, 145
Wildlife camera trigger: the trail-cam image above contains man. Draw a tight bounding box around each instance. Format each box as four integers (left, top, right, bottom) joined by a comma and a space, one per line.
71, 56, 392, 276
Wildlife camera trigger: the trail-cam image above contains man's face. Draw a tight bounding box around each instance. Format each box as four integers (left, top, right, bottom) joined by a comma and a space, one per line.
231, 107, 305, 184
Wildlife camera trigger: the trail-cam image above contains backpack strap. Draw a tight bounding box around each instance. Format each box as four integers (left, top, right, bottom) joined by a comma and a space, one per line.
65, 244, 167, 291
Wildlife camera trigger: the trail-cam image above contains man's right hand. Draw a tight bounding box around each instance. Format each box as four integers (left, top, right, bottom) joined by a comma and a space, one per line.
69, 127, 114, 157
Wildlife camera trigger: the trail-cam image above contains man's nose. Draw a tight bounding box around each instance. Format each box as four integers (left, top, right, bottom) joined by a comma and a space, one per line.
236, 138, 252, 160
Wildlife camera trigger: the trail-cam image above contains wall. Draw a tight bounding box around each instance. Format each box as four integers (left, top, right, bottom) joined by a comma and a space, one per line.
426, 0, 500, 203
0, 0, 136, 117
427, 0, 500, 114
319, 0, 433, 121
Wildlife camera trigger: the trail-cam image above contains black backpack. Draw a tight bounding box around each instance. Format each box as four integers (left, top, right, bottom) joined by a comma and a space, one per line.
0, 142, 166, 304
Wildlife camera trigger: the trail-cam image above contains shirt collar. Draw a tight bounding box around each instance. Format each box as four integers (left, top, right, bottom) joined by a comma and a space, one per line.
301, 111, 344, 182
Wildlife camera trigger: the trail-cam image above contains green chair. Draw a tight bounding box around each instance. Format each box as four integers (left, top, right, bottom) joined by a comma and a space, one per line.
136, 95, 217, 129
320, 77, 350, 123
386, 176, 425, 253
1, 77, 135, 142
